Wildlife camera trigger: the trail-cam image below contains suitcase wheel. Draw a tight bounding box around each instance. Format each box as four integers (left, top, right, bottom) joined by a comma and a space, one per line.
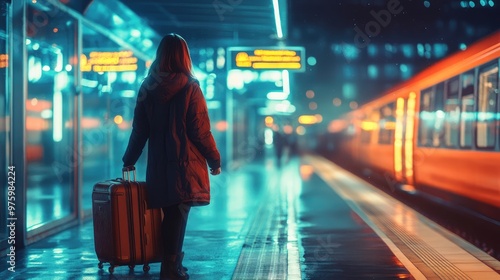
128, 264, 135, 270
143, 264, 150, 272
98, 262, 103, 269
109, 265, 115, 274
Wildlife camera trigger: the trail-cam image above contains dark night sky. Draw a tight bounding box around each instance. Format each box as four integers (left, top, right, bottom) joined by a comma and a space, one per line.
288, 0, 499, 57
286, 0, 499, 120
289, 0, 499, 42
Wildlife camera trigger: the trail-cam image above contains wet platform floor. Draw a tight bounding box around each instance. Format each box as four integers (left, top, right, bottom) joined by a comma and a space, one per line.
1, 154, 498, 279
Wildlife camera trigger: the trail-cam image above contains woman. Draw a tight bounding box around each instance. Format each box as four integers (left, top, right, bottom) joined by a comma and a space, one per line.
122, 33, 221, 280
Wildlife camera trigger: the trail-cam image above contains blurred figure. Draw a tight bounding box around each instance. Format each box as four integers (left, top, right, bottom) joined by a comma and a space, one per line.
287, 132, 298, 157
122, 33, 221, 280
273, 125, 287, 167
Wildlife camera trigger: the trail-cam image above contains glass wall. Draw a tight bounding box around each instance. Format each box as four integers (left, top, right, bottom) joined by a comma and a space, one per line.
80, 22, 148, 213
0, 0, 9, 244
25, 2, 77, 230
0, 0, 161, 250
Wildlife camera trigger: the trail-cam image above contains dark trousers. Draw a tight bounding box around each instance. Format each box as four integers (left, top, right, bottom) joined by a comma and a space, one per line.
161, 204, 191, 256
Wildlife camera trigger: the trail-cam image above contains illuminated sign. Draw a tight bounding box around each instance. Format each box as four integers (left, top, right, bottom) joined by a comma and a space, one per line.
298, 114, 323, 125
0, 54, 8, 68
228, 47, 305, 72
81, 51, 138, 72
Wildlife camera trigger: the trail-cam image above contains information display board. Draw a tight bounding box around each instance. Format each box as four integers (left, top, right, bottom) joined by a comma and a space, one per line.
227, 47, 305, 72
0, 54, 7, 68
81, 51, 138, 72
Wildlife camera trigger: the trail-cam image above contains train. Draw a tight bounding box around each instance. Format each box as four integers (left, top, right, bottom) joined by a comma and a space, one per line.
329, 30, 500, 224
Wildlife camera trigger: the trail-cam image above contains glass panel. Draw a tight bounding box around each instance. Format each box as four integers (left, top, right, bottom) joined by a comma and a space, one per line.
432, 83, 445, 147
477, 65, 498, 148
378, 103, 396, 145
81, 22, 148, 213
444, 77, 460, 147
83, 0, 160, 56
461, 71, 475, 95
418, 87, 434, 146
0, 0, 9, 243
460, 71, 476, 148
26, 3, 76, 230
360, 129, 371, 144
460, 94, 475, 147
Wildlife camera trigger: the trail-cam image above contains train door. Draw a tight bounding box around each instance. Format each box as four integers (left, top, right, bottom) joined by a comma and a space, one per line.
394, 92, 417, 185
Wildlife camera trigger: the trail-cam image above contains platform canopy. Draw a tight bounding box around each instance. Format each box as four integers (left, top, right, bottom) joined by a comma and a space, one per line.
118, 0, 287, 47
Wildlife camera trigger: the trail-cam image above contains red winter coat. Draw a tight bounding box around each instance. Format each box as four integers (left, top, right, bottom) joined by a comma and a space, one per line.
122, 72, 221, 208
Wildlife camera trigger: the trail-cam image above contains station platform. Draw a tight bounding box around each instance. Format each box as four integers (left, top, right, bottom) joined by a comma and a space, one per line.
1, 154, 500, 280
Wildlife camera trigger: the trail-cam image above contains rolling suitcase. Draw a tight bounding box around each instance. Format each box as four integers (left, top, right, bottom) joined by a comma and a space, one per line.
92, 166, 163, 274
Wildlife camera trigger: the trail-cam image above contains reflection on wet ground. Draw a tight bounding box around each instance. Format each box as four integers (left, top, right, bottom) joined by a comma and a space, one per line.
1, 155, 412, 279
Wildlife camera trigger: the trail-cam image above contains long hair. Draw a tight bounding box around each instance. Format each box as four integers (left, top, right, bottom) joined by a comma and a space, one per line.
148, 33, 196, 80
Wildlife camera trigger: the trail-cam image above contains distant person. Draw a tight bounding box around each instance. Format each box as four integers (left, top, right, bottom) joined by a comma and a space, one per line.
287, 131, 298, 156
273, 126, 286, 167
122, 33, 221, 280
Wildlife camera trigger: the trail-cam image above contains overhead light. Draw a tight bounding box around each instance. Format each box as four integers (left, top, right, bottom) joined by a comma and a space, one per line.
207, 101, 221, 109
130, 29, 141, 38
272, 0, 283, 39
120, 90, 136, 98
298, 115, 321, 125
142, 39, 153, 48
112, 15, 124, 26
282, 70, 289, 94
81, 79, 98, 88
275, 101, 296, 114
53, 91, 63, 142
267, 91, 288, 100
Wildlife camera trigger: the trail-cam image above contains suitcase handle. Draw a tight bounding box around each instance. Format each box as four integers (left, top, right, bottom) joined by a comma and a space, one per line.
122, 166, 136, 182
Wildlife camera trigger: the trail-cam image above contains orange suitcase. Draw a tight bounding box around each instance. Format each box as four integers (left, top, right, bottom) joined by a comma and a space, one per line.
92, 166, 163, 274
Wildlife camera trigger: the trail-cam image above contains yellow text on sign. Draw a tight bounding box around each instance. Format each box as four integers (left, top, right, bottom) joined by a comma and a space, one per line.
235, 49, 302, 70
81, 51, 138, 72
0, 54, 8, 68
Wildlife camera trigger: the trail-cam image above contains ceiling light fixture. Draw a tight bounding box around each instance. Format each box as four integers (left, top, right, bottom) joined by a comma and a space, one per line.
272, 0, 283, 39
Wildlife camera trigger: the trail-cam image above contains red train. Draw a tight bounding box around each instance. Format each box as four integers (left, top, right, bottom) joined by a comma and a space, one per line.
333, 30, 500, 223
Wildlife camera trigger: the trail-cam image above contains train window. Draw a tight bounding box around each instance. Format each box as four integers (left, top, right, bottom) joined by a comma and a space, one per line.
419, 87, 434, 146
361, 110, 379, 144
444, 77, 460, 148
360, 129, 372, 144
462, 71, 475, 96
460, 71, 476, 148
378, 103, 396, 145
432, 83, 445, 147
476, 64, 498, 149
460, 95, 475, 148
